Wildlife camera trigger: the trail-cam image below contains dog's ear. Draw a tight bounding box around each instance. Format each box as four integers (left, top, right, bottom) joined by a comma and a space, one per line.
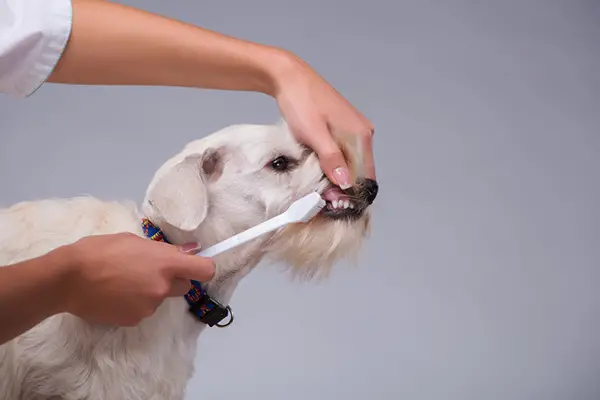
147, 148, 223, 232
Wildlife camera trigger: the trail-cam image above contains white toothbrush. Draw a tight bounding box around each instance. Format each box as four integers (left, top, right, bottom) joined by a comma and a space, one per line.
196, 192, 326, 258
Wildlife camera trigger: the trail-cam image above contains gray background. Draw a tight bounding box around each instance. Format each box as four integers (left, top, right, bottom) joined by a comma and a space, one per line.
1, 0, 599, 399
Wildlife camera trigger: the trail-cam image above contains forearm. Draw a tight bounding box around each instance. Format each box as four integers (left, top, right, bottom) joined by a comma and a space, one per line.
0, 247, 72, 346
48, 0, 294, 96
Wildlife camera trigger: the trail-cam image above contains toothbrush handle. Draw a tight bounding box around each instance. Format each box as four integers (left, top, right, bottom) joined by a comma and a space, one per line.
197, 213, 288, 258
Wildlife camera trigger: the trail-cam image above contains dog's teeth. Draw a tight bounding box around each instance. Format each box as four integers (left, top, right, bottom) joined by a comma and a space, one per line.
349, 202, 355, 209
332, 200, 339, 209
343, 200, 350, 209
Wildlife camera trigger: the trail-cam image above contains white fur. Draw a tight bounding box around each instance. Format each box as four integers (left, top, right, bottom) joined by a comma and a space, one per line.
0, 120, 372, 399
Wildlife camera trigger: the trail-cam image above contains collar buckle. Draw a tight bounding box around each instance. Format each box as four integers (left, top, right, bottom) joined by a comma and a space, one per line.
141, 217, 235, 328
184, 280, 234, 328
189, 296, 234, 328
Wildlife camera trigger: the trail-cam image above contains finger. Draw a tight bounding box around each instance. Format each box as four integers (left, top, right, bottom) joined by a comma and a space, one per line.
360, 131, 376, 180
169, 254, 216, 282
178, 242, 201, 255
304, 122, 352, 189
167, 278, 193, 297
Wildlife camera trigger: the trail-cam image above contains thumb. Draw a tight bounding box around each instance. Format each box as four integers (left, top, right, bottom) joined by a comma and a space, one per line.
178, 242, 201, 255
306, 123, 352, 189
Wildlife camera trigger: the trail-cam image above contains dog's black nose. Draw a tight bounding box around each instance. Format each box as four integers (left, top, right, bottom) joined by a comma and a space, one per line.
363, 178, 379, 205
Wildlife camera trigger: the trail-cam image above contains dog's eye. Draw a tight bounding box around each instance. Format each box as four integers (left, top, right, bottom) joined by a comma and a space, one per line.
270, 156, 290, 172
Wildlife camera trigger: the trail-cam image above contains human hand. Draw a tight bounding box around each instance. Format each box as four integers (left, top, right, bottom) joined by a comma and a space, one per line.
41, 0, 373, 188
58, 233, 215, 326
271, 53, 376, 189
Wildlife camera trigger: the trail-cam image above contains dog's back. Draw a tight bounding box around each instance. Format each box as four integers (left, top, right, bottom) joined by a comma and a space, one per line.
0, 197, 197, 400
0, 197, 141, 265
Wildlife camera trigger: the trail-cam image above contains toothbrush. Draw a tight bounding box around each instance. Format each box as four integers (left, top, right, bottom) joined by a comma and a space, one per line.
196, 191, 326, 258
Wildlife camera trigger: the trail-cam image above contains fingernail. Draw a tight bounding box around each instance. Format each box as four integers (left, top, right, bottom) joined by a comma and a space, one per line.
179, 242, 200, 254
333, 167, 352, 189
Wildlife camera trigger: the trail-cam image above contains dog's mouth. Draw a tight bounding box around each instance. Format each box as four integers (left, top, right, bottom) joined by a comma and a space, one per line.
319, 186, 364, 220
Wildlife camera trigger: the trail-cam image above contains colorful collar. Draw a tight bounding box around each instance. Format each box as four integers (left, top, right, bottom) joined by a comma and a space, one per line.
141, 218, 233, 328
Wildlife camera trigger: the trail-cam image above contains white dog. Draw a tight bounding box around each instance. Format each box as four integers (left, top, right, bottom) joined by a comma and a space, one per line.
0, 120, 378, 399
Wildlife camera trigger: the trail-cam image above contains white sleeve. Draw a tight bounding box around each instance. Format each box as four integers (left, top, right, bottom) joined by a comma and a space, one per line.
0, 0, 72, 98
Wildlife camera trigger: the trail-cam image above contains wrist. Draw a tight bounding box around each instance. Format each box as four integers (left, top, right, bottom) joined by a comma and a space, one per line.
260, 48, 308, 98
236, 44, 288, 98
198, 41, 307, 99
44, 244, 81, 316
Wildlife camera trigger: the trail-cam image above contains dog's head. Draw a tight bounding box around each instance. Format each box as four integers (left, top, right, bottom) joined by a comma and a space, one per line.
142, 120, 378, 280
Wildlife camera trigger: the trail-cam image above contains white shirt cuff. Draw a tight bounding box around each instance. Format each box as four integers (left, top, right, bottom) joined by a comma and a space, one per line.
0, 0, 73, 98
